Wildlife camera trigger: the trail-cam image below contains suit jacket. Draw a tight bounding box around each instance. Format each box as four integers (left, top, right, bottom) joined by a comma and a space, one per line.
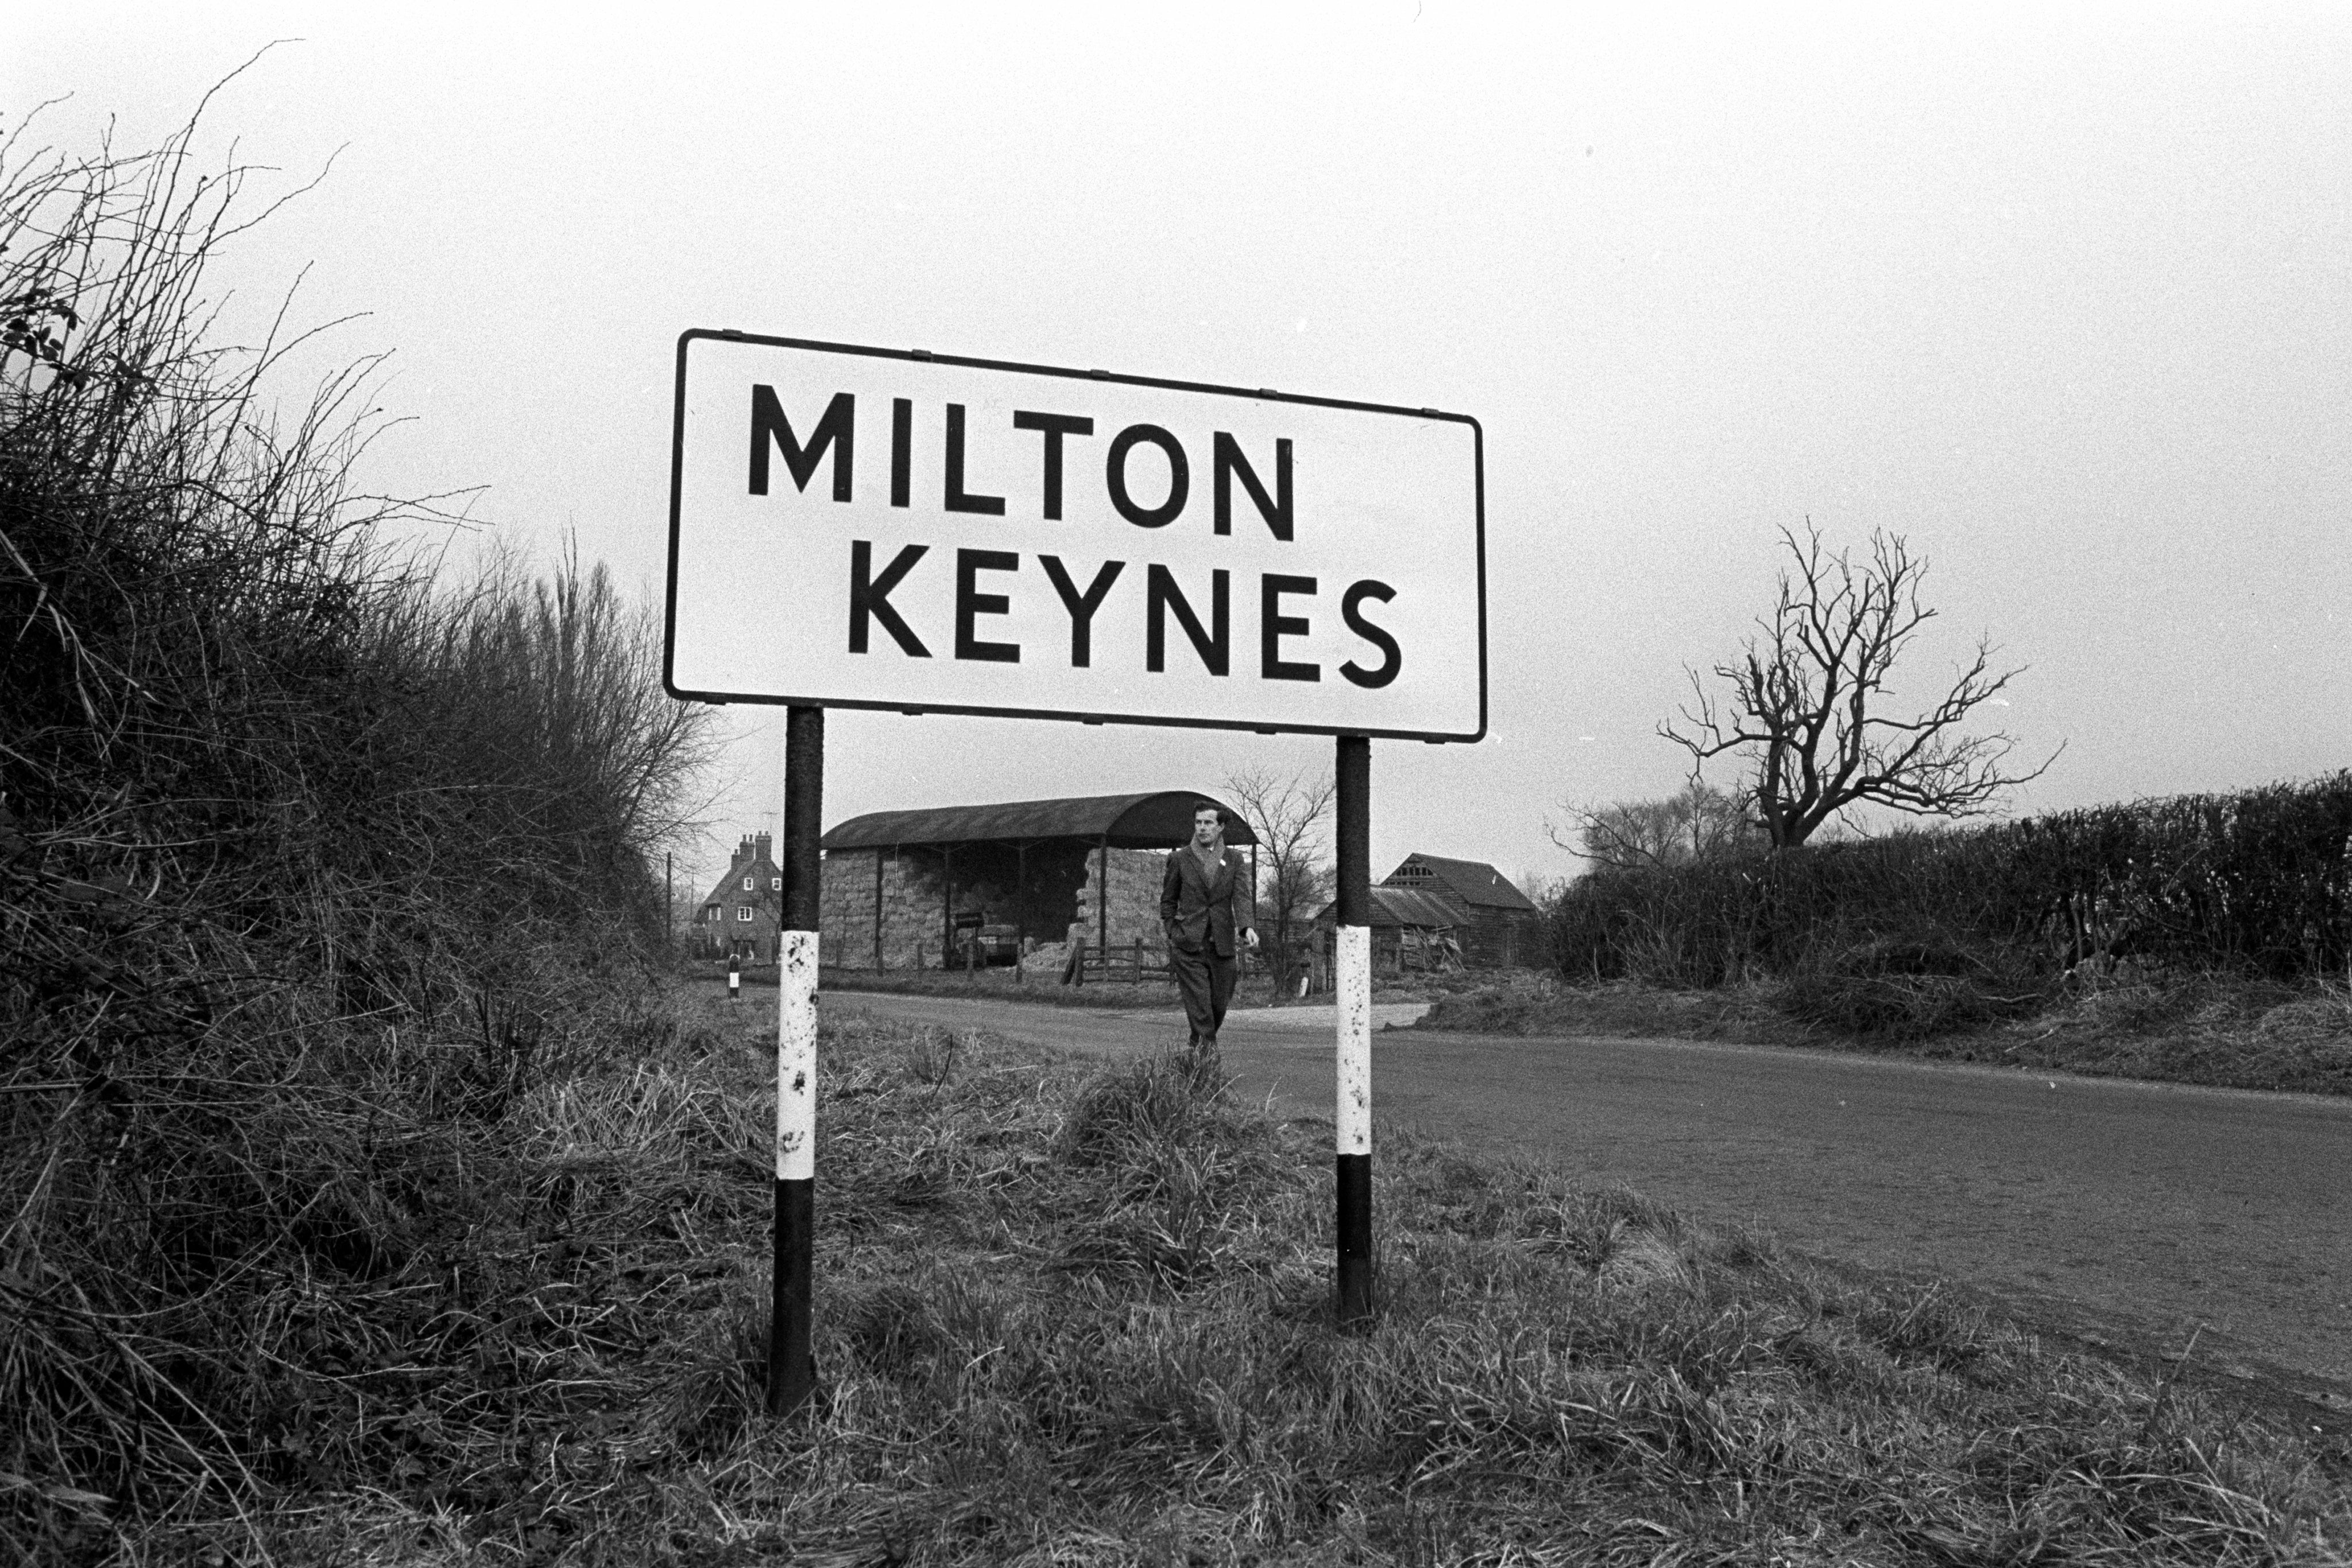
1160, 843, 1252, 959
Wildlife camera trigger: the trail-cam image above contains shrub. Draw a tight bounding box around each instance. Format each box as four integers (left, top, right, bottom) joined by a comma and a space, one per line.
1553, 777, 2352, 990
1778, 935, 2042, 1040
0, 104, 707, 1553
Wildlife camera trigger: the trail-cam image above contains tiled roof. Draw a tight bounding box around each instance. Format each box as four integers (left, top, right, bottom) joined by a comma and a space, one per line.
700, 843, 780, 911
1384, 853, 1540, 912
1369, 887, 1465, 928
1310, 886, 1461, 930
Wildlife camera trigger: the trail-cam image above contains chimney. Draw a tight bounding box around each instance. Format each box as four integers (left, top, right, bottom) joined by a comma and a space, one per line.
733, 835, 753, 866
755, 831, 773, 865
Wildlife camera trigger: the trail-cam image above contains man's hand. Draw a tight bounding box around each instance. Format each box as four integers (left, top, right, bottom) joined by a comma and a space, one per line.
1243, 928, 1259, 950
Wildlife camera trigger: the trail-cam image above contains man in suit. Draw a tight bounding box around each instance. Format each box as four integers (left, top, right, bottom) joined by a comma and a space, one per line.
1160, 800, 1258, 1051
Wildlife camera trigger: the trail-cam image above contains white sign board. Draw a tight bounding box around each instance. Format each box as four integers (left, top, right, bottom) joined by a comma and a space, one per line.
665, 332, 1485, 742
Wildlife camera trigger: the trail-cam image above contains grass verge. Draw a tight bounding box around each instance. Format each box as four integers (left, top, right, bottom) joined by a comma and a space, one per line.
1419, 974, 2352, 1097
88, 990, 2352, 1566
801, 965, 1430, 1011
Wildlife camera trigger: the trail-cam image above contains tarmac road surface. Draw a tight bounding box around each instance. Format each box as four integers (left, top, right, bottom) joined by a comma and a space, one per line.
816, 987, 2352, 1412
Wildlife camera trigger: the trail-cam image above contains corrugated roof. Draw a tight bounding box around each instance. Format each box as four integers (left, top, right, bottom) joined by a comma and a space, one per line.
1384, 853, 1541, 912
1372, 887, 1464, 927
822, 791, 1258, 851
1310, 886, 1460, 930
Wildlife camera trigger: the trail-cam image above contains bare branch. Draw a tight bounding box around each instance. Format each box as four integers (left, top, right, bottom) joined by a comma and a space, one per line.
1221, 765, 1336, 992
1552, 779, 1763, 869
1659, 521, 2061, 847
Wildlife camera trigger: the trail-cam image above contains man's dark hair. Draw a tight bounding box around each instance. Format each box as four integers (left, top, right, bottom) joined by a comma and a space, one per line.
1192, 800, 1225, 824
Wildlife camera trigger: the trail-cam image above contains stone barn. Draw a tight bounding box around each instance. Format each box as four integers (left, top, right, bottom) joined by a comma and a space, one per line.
817, 791, 1258, 971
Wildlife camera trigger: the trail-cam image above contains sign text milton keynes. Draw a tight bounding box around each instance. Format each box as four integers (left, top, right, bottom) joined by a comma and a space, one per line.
665, 332, 1486, 741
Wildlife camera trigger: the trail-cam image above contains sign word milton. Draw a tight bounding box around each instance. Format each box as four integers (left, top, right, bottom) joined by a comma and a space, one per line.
666, 333, 1485, 741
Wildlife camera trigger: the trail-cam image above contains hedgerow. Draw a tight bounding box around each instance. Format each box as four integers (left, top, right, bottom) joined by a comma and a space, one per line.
0, 102, 706, 1560
1553, 775, 2352, 997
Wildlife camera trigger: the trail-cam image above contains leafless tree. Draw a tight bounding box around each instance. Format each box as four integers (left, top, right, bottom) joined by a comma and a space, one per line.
1221, 765, 1336, 996
1662, 523, 2057, 849
1548, 779, 1763, 869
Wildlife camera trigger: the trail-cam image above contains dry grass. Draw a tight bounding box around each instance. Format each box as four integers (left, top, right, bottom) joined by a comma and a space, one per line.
809, 968, 1430, 1020
1421, 973, 2352, 1097
1979, 977, 2352, 1094
72, 989, 2349, 1566
818, 964, 1192, 1010
1418, 974, 1796, 1046
813, 965, 1438, 1012
3, 102, 710, 1567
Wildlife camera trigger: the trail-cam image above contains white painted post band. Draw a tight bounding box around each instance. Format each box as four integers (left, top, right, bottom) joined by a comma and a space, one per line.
776, 929, 818, 1181
1336, 923, 1372, 1156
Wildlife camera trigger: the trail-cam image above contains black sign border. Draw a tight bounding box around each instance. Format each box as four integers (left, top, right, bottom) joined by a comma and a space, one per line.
664, 330, 1487, 744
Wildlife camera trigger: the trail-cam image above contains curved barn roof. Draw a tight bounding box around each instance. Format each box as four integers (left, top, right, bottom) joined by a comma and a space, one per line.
822, 791, 1257, 851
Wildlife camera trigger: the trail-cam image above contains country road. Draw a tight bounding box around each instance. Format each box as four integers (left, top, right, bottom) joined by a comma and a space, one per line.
818, 986, 2352, 1410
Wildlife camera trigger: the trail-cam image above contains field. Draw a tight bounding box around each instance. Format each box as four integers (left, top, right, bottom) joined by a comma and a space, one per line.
56, 986, 2334, 1566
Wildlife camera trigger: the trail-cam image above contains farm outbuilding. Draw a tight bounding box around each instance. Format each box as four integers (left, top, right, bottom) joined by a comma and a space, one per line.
1309, 885, 1465, 976
817, 791, 1256, 971
1382, 853, 1546, 966
1315, 853, 1546, 969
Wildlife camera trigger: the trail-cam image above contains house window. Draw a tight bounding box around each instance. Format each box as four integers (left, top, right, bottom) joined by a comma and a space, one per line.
736, 905, 753, 922
742, 875, 755, 891
771, 877, 782, 890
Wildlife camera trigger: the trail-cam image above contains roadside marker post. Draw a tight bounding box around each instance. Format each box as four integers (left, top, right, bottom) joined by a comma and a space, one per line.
662, 333, 1483, 1403
1334, 734, 1374, 1325
769, 704, 823, 1416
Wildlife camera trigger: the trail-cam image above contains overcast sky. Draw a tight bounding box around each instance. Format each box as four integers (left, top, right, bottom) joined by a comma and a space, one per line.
16, 2, 2349, 895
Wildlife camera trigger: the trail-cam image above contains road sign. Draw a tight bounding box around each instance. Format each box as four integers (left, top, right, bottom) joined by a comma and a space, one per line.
665, 332, 1486, 742
668, 334, 1476, 1410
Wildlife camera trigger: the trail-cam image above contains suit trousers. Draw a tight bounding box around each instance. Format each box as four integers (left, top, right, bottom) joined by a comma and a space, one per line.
1169, 944, 1237, 1046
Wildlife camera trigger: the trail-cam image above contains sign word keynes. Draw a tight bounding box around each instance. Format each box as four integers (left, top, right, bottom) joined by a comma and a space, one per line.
666, 332, 1486, 741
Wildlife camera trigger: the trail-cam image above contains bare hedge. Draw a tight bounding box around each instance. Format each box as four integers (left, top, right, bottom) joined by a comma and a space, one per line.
1553, 774, 2352, 988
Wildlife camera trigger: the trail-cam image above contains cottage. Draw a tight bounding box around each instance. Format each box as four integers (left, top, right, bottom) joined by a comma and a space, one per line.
693, 833, 786, 963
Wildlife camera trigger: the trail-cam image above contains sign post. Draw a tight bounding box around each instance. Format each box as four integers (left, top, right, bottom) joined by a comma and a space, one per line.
664, 332, 1483, 1392
1333, 734, 1374, 1325
769, 704, 822, 1415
